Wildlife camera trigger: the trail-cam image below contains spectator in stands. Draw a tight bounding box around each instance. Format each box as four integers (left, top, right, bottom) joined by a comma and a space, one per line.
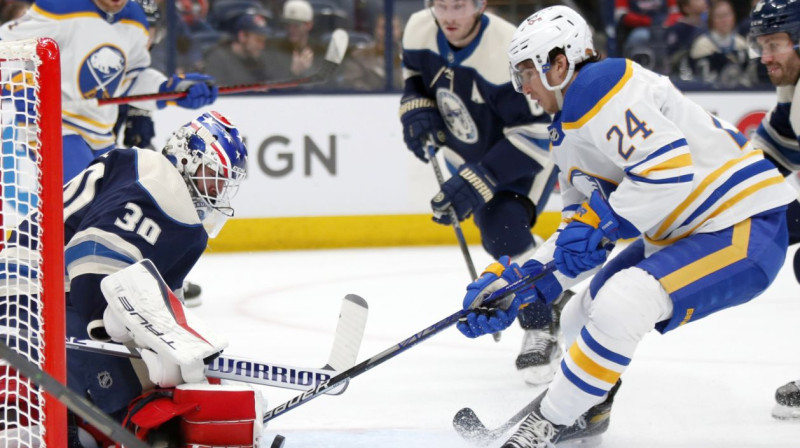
615, 0, 680, 54
665, 0, 708, 69
0, 0, 29, 24
339, 14, 403, 91
263, 0, 323, 80
204, 13, 273, 84
688, 0, 752, 87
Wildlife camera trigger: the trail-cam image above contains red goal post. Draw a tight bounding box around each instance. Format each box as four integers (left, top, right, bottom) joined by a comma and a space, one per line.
0, 38, 65, 446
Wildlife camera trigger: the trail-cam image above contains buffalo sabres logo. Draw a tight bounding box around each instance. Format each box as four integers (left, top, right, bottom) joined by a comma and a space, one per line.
436, 89, 478, 144
79, 45, 126, 99
97, 371, 113, 389
569, 169, 617, 198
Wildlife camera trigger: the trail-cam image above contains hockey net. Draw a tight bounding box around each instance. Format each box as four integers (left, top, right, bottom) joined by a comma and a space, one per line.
0, 38, 65, 447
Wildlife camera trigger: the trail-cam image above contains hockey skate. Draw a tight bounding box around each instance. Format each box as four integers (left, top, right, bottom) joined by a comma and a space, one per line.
182, 280, 203, 308
773, 379, 800, 420
516, 290, 574, 385
503, 380, 621, 448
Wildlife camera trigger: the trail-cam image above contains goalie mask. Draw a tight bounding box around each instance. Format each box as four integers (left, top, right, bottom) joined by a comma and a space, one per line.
508, 5, 596, 92
747, 0, 800, 58
163, 111, 247, 238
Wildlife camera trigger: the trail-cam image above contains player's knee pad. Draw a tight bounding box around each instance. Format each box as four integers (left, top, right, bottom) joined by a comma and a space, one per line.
123, 384, 265, 447
589, 267, 674, 343
474, 192, 536, 259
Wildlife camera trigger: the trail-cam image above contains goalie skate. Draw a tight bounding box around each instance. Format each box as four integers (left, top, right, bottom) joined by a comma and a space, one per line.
503, 380, 620, 448
772, 379, 800, 420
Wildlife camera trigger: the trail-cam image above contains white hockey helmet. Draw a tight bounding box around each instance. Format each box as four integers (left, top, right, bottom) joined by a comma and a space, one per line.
163, 111, 248, 237
508, 5, 596, 92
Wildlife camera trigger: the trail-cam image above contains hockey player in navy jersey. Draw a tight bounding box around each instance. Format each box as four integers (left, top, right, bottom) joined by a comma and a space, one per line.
747, 0, 800, 421
0, 0, 218, 183
456, 5, 796, 446
0, 111, 265, 446
399, 0, 561, 385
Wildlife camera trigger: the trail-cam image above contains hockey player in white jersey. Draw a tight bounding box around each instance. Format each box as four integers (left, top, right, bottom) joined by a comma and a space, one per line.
747, 0, 800, 421
400, 0, 562, 385
0, 0, 218, 183
456, 5, 797, 446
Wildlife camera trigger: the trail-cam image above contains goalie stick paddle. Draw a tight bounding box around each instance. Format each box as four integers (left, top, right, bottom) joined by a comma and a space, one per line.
0, 294, 368, 396
76, 28, 350, 107
0, 340, 150, 448
260, 262, 556, 424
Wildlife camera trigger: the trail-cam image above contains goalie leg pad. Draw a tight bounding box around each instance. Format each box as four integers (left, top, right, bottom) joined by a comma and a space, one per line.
100, 259, 228, 386
175, 383, 264, 447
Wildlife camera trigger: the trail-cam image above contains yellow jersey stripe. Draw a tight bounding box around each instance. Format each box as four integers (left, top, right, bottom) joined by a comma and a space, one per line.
637, 153, 693, 177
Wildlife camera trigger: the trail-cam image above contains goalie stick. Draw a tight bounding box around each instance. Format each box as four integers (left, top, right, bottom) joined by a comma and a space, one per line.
70, 29, 349, 108
0, 294, 368, 396
0, 340, 150, 448
260, 262, 557, 424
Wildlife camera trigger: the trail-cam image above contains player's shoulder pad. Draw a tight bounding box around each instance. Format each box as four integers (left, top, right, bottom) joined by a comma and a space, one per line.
134, 150, 201, 226
462, 12, 517, 85
402, 9, 438, 52
33, 0, 147, 29
33, 0, 102, 17
561, 58, 632, 127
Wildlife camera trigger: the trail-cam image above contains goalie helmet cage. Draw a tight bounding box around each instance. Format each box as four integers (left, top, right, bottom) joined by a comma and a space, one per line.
0, 38, 66, 446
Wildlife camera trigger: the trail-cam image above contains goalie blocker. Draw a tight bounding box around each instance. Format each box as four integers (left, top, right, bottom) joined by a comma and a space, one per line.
94, 259, 227, 388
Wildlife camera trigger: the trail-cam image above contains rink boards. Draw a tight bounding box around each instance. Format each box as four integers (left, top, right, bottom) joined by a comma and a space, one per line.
151, 91, 774, 251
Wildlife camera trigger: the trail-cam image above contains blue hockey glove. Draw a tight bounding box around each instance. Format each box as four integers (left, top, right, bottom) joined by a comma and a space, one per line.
458, 256, 524, 338
554, 190, 638, 278
157, 73, 218, 109
431, 164, 497, 224
122, 107, 156, 149
2, 71, 36, 125
399, 95, 446, 162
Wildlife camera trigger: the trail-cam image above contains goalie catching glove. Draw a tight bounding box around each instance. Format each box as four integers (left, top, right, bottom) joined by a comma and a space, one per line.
100, 259, 228, 387
457, 256, 563, 338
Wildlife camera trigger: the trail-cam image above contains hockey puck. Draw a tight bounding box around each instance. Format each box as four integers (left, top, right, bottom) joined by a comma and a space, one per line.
270, 434, 286, 448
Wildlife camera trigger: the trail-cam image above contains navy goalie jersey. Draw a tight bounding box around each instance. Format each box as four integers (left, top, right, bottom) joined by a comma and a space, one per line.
401, 11, 553, 192
62, 148, 207, 327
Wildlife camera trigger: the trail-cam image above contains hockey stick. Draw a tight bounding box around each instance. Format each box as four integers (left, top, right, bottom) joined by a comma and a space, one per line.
0, 294, 368, 396
260, 261, 556, 424
452, 399, 539, 446
74, 29, 349, 107
427, 142, 478, 281
426, 141, 501, 342
0, 340, 150, 448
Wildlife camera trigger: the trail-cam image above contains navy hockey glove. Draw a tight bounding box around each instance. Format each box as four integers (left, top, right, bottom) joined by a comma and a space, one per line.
399, 95, 446, 162
431, 163, 497, 224
158, 73, 218, 109
122, 107, 156, 149
554, 190, 638, 278
458, 256, 523, 338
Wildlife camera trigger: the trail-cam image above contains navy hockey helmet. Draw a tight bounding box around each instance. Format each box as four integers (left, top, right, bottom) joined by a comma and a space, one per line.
163, 111, 248, 237
748, 0, 800, 57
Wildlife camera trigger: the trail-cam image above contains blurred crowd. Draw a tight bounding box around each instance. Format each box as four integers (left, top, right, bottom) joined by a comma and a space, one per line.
0, 0, 774, 91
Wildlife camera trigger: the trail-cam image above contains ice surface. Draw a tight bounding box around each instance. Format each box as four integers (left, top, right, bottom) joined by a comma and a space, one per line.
189, 244, 800, 447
